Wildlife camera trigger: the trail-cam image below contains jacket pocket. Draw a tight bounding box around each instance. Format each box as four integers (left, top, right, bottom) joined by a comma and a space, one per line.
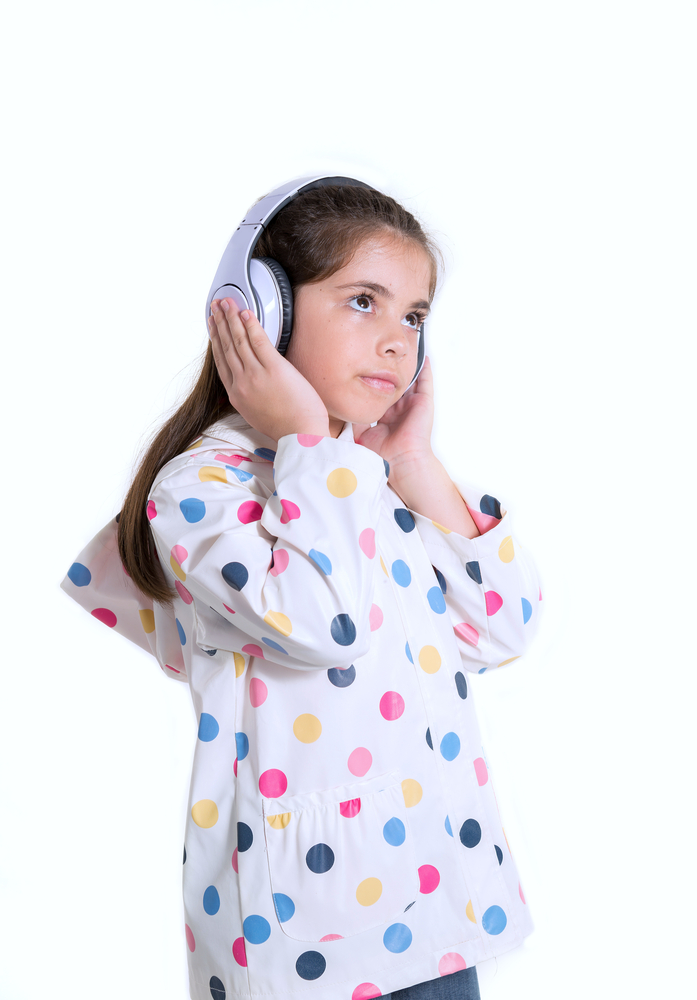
261, 770, 419, 941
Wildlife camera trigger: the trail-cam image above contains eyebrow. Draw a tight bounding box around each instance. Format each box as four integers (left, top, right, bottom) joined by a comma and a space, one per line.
336, 281, 431, 312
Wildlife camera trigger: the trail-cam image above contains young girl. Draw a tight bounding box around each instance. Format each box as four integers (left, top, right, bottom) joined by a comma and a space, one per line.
61, 179, 541, 1000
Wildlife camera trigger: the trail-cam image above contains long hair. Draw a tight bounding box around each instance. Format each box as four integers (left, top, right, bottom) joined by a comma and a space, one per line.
118, 184, 442, 603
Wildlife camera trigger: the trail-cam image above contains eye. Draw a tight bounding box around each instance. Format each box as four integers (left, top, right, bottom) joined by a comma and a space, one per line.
402, 312, 423, 331
348, 294, 375, 313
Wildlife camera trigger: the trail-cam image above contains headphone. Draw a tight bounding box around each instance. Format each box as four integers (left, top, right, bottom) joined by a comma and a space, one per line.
205, 175, 426, 389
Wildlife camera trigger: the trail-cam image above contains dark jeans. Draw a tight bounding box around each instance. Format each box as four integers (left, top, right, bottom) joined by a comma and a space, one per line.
384, 966, 480, 1000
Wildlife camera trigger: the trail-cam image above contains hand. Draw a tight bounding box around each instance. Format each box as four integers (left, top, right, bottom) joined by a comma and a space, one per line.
209, 298, 330, 443
353, 355, 436, 476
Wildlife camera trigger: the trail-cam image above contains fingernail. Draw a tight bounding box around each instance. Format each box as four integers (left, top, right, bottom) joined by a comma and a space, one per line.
241, 309, 250, 321
221, 300, 229, 312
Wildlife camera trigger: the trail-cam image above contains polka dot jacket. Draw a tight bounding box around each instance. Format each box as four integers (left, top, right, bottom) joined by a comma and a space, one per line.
61, 414, 542, 1000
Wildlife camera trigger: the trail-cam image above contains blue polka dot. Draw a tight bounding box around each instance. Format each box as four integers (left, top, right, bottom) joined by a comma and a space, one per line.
327, 665, 355, 687
480, 495, 502, 519
227, 466, 253, 483
309, 549, 332, 575
179, 498, 206, 522
296, 951, 326, 980
254, 447, 276, 461
445, 815, 453, 837
459, 818, 482, 848
383, 817, 406, 846
243, 914, 270, 943
466, 561, 482, 584
440, 732, 461, 761
383, 923, 412, 953
235, 732, 249, 761
482, 904, 507, 935
306, 843, 334, 873
433, 567, 447, 594
392, 560, 411, 587
198, 713, 219, 742
478, 667, 488, 674
427, 586, 446, 614
209, 975, 226, 999
455, 671, 468, 699
222, 562, 248, 592
176, 618, 186, 645
495, 845, 503, 865
405, 642, 413, 663
522, 597, 532, 624
262, 637, 288, 654
273, 892, 295, 922
67, 562, 91, 587
237, 822, 253, 852
203, 885, 220, 915
394, 508, 416, 532
425, 727, 433, 750
383, 459, 390, 478
330, 614, 356, 645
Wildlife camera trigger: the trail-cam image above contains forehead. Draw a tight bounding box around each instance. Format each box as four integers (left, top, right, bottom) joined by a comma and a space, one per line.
334, 235, 433, 297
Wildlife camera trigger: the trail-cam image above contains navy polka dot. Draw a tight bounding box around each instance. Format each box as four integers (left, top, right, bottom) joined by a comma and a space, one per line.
306, 843, 334, 873
296, 951, 326, 980
203, 885, 220, 915
204, 648, 218, 656
466, 561, 482, 584
433, 567, 447, 594
235, 732, 249, 761
237, 822, 253, 852
459, 818, 482, 848
309, 549, 332, 575
425, 727, 433, 750
394, 508, 416, 532
198, 713, 219, 742
255, 447, 276, 461
273, 892, 295, 922
176, 618, 186, 645
327, 665, 355, 687
180, 498, 206, 523
262, 637, 288, 654
383, 459, 390, 478
183, 843, 187, 864
455, 671, 468, 699
427, 586, 446, 614
330, 614, 356, 645
495, 844, 503, 865
222, 562, 248, 592
404, 900, 415, 912
209, 975, 226, 999
67, 562, 91, 587
480, 495, 502, 519
392, 560, 412, 587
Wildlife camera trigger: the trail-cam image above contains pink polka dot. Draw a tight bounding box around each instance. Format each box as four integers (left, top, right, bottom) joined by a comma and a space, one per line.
454, 622, 479, 646
352, 984, 381, 1000
473, 757, 488, 786
379, 691, 405, 721
519, 882, 526, 904
340, 798, 361, 818
238, 500, 263, 524
297, 434, 323, 447
249, 678, 268, 707
232, 848, 238, 873
270, 548, 289, 576
185, 924, 195, 952
164, 664, 181, 674
91, 608, 117, 627
280, 499, 301, 524
233, 757, 238, 777
485, 590, 503, 616
539, 587, 543, 601
232, 936, 247, 966
438, 953, 466, 976
122, 562, 130, 575
175, 580, 193, 604
215, 452, 246, 466
242, 644, 264, 658
466, 506, 500, 535
259, 768, 287, 798
321, 933, 344, 942
223, 603, 236, 614
369, 604, 383, 631
348, 747, 372, 776
146, 500, 157, 520
171, 544, 188, 566
358, 528, 376, 559
418, 864, 440, 894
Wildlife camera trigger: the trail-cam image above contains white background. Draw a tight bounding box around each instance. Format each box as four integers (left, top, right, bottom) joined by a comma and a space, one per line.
1, 2, 695, 998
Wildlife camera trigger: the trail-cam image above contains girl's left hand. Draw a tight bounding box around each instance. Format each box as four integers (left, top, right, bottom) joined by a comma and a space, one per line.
353, 356, 435, 475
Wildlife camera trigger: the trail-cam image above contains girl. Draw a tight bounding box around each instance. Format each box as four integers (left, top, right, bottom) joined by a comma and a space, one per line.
61, 180, 541, 1000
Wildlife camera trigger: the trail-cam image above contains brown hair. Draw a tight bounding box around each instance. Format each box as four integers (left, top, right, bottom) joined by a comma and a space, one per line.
118, 184, 442, 602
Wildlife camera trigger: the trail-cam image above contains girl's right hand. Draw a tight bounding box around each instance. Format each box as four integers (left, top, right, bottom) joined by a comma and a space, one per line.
209, 297, 331, 443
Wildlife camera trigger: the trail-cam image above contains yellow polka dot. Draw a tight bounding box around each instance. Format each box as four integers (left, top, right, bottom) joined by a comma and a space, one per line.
498, 535, 515, 563
380, 556, 388, 576
432, 520, 451, 534
266, 813, 291, 830
188, 437, 203, 450
170, 556, 186, 582
263, 611, 292, 636
139, 609, 155, 634
234, 652, 246, 677
293, 714, 322, 743
401, 778, 422, 808
198, 466, 227, 484
466, 899, 476, 923
326, 467, 357, 497
418, 645, 441, 674
191, 799, 218, 828
497, 656, 520, 668
356, 877, 383, 906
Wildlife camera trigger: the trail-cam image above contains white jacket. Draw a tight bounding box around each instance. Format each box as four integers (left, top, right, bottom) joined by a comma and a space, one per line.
61, 414, 542, 1000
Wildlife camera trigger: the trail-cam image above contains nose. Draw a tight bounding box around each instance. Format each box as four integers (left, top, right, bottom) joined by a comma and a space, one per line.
376, 314, 412, 361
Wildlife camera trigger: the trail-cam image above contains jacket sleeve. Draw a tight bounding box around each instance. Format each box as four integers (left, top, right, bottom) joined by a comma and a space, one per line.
411, 483, 542, 674
148, 432, 387, 670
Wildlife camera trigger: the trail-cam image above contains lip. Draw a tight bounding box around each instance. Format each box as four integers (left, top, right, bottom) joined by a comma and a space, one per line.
359, 372, 399, 393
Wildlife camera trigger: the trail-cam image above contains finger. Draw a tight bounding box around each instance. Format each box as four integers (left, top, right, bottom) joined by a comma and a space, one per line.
209, 316, 236, 392
237, 306, 280, 369
211, 300, 245, 374
414, 355, 433, 397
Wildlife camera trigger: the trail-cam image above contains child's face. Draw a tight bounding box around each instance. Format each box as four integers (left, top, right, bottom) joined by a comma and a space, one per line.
286, 234, 433, 438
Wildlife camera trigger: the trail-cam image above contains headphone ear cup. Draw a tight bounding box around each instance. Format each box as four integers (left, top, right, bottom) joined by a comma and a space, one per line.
256, 257, 294, 355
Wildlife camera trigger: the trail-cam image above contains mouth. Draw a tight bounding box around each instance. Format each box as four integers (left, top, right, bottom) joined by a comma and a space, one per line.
359, 375, 398, 393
